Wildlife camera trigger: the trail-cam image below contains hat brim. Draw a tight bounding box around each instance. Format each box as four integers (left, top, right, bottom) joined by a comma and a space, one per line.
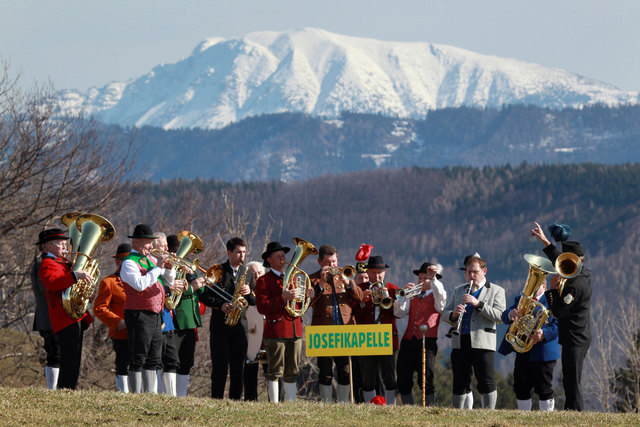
128, 234, 156, 239
366, 263, 389, 270
261, 246, 290, 260
414, 269, 443, 280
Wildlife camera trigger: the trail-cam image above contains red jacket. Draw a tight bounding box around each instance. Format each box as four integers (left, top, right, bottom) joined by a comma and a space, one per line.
356, 281, 400, 350
39, 255, 91, 333
93, 272, 127, 340
255, 270, 303, 339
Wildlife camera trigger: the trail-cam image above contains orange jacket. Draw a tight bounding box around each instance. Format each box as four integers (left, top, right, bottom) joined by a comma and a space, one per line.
93, 273, 127, 340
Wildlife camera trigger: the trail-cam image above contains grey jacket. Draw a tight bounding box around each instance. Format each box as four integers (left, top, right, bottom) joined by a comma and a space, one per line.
444, 281, 506, 351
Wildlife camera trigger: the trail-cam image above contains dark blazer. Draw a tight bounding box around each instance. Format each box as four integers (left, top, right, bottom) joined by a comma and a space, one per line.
198, 261, 256, 333
543, 244, 592, 347
31, 255, 53, 331
498, 293, 560, 362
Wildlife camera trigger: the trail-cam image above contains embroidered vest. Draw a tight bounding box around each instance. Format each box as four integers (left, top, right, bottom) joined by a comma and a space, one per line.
122, 252, 165, 313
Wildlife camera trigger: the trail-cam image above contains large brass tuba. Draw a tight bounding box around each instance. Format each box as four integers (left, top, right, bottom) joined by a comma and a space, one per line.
283, 237, 318, 317
505, 254, 556, 353
555, 252, 582, 296
62, 213, 115, 319
60, 212, 83, 253
165, 231, 203, 309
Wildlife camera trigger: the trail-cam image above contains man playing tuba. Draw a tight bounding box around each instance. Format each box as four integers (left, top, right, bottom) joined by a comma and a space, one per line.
38, 228, 94, 390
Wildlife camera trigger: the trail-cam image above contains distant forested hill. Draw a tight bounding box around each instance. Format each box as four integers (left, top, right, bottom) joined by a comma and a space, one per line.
136, 162, 640, 306
113, 104, 640, 182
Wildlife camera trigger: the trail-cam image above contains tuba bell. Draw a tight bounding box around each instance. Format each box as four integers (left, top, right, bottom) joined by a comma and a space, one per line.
62, 213, 115, 319
283, 237, 318, 317
555, 252, 582, 296
505, 254, 555, 353
164, 231, 203, 309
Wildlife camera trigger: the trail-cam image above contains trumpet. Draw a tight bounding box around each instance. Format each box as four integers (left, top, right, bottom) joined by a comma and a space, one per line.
555, 252, 582, 296
446, 280, 473, 338
369, 280, 393, 309
327, 265, 356, 284
396, 283, 425, 301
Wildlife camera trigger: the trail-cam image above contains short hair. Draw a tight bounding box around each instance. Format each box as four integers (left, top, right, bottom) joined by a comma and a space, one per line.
246, 260, 265, 274
318, 244, 337, 260
227, 237, 246, 252
466, 256, 487, 270
153, 232, 166, 248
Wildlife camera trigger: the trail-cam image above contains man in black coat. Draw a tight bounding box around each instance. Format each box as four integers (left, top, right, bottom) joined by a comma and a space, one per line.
531, 222, 591, 411
198, 237, 255, 399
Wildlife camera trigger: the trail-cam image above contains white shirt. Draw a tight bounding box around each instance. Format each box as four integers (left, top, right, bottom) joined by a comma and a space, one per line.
120, 249, 171, 292
393, 278, 447, 318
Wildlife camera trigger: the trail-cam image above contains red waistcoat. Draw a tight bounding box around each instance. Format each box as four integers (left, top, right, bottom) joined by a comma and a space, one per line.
122, 257, 165, 313
402, 292, 440, 340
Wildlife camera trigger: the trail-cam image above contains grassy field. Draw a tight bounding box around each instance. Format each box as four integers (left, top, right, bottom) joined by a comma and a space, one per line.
1, 387, 639, 426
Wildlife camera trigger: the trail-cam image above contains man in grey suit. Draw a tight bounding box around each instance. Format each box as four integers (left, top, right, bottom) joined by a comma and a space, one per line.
444, 254, 505, 409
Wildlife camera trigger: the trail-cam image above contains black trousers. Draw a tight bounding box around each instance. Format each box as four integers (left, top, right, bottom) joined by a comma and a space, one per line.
562, 344, 589, 411
124, 310, 163, 371
210, 322, 248, 399
111, 338, 130, 376
55, 322, 84, 390
360, 353, 397, 392
317, 356, 350, 386
161, 330, 179, 373
513, 353, 556, 400
175, 329, 197, 375
397, 337, 438, 395
39, 329, 60, 367
451, 334, 496, 395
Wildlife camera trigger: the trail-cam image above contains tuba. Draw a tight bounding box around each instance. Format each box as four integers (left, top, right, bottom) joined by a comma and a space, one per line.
505, 254, 556, 353
60, 212, 83, 253
369, 280, 393, 309
283, 237, 318, 317
555, 252, 582, 296
62, 213, 115, 319
165, 231, 203, 309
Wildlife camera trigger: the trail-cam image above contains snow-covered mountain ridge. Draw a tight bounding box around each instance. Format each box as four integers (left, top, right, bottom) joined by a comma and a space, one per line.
59, 28, 639, 130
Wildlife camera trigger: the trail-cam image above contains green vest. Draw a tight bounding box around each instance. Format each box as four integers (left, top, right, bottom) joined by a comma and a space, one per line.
173, 283, 202, 330
123, 252, 165, 285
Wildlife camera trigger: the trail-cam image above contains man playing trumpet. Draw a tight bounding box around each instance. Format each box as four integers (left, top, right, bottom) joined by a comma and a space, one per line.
393, 262, 447, 406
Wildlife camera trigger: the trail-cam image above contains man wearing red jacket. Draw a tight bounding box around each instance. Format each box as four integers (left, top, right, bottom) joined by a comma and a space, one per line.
255, 241, 314, 403
38, 228, 94, 390
356, 255, 400, 405
93, 243, 131, 392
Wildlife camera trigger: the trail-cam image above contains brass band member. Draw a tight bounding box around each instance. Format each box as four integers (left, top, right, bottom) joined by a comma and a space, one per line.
355, 255, 400, 405
242, 261, 267, 401
393, 262, 447, 406
32, 234, 61, 389
93, 243, 132, 392
198, 237, 255, 400
38, 228, 94, 390
309, 244, 364, 403
255, 241, 311, 402
120, 224, 172, 393
444, 253, 505, 409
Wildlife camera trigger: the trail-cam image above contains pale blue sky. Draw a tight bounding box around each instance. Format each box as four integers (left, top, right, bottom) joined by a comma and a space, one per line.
2, 0, 638, 92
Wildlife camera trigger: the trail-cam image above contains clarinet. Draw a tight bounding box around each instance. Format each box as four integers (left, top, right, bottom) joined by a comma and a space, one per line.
446, 280, 473, 338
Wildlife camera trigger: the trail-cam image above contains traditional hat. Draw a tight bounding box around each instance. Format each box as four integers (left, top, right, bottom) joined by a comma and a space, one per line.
167, 234, 180, 253
366, 255, 389, 270
37, 228, 68, 245
128, 224, 156, 239
413, 262, 443, 280
113, 243, 132, 259
261, 241, 290, 267
561, 241, 584, 257
459, 252, 481, 271
355, 244, 373, 273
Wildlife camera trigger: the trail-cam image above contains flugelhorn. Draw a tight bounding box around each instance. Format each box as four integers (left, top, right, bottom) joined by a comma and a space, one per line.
555, 252, 582, 296
369, 280, 393, 309
505, 254, 555, 353
62, 213, 115, 319
165, 231, 203, 309
283, 237, 318, 317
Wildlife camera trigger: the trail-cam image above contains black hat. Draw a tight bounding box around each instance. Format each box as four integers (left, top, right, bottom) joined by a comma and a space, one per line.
37, 228, 68, 245
366, 255, 389, 270
561, 241, 584, 257
261, 241, 290, 267
113, 243, 132, 259
459, 252, 481, 271
413, 262, 443, 280
128, 224, 156, 239
167, 234, 180, 253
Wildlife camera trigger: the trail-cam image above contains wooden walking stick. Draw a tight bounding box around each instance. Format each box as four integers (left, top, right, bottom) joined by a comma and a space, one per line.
420, 324, 429, 407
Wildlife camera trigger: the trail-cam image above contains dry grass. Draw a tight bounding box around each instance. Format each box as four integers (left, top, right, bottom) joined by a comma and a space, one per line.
1, 387, 640, 426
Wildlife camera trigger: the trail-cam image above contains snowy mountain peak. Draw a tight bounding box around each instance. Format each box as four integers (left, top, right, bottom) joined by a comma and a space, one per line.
58, 28, 639, 130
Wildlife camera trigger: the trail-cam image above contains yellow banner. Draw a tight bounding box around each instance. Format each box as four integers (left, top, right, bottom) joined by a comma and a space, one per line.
305, 324, 393, 357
